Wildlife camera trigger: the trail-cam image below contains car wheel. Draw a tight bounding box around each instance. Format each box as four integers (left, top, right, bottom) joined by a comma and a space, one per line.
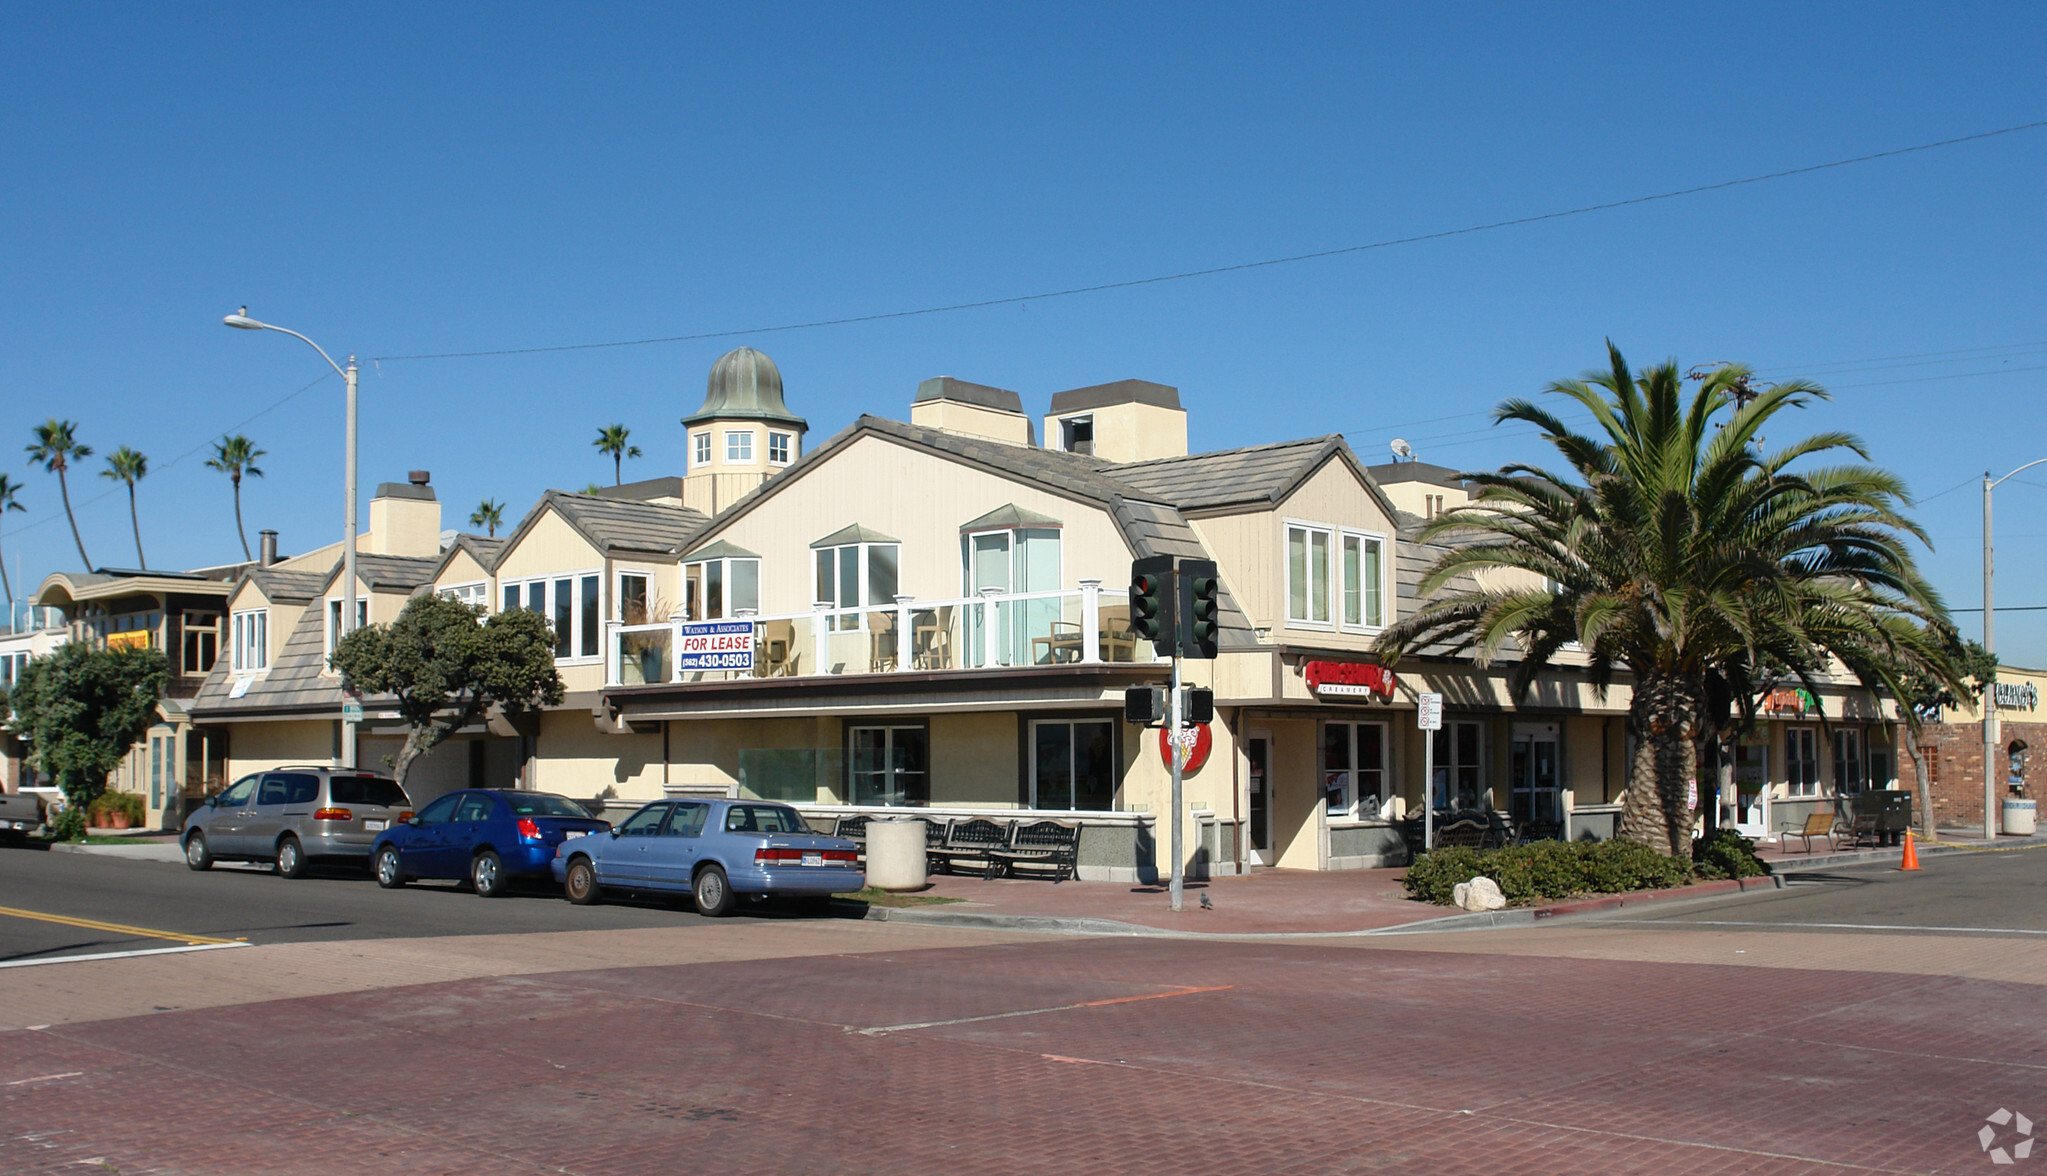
471, 850, 506, 898
277, 836, 307, 879
564, 856, 601, 905
184, 831, 213, 872
692, 865, 735, 917
374, 846, 407, 889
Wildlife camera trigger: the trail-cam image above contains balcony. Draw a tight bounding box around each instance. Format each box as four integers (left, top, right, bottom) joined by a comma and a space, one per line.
606, 582, 1160, 686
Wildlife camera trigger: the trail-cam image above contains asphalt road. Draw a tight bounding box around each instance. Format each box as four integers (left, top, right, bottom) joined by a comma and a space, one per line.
0, 841, 817, 965
1610, 843, 2047, 934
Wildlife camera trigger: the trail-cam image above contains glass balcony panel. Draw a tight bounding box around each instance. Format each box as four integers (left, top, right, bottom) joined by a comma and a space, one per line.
614, 624, 673, 685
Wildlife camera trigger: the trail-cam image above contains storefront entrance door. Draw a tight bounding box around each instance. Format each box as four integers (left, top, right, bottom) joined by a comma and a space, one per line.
1509, 722, 1562, 834
1246, 732, 1273, 866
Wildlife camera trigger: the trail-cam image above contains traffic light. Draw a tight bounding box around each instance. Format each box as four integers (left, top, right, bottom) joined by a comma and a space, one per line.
1179, 559, 1219, 659
1181, 686, 1214, 724
1124, 685, 1166, 725
1129, 555, 1177, 656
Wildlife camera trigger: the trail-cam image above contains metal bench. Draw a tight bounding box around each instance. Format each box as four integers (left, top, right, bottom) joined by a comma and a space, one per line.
1434, 819, 1488, 850
927, 818, 1011, 879
1782, 810, 1838, 853
990, 820, 1081, 882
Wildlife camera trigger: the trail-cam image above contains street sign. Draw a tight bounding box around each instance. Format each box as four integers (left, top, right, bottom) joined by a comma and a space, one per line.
341, 700, 364, 723
677, 620, 755, 672
1417, 693, 1444, 731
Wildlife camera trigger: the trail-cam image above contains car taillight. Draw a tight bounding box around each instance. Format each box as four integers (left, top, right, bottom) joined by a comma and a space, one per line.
396, 811, 414, 823
313, 808, 352, 821
823, 849, 857, 863
756, 847, 802, 864
517, 818, 542, 842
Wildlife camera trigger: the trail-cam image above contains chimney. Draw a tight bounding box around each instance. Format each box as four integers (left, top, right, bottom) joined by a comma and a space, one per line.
368, 474, 443, 558
910, 377, 1034, 445
1043, 380, 1187, 463
258, 530, 279, 567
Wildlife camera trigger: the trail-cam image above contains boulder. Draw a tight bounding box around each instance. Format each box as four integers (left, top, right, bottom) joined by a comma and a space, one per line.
1453, 875, 1507, 912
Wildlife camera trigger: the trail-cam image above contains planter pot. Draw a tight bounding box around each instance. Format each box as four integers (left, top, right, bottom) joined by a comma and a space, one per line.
110, 813, 132, 830
2004, 797, 2037, 837
91, 813, 110, 829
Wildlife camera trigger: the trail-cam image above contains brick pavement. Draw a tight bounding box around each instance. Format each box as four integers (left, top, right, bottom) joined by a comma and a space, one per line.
3, 932, 2038, 1175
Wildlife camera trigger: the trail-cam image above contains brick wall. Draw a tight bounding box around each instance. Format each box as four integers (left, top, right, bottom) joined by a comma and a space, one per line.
1894, 719, 2047, 831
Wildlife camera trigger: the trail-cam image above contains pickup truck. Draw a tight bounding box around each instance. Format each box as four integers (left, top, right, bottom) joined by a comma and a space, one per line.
0, 790, 46, 841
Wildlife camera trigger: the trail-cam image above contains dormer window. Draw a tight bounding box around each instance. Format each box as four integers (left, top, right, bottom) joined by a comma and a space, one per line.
232, 608, 269, 672
1058, 415, 1093, 455
324, 598, 369, 657
682, 542, 761, 620
811, 526, 900, 631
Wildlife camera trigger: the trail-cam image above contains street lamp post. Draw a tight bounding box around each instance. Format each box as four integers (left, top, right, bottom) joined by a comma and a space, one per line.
1982, 459, 2047, 839
224, 309, 361, 769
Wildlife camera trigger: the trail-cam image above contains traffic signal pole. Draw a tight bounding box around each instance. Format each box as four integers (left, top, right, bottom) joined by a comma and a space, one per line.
1169, 650, 1185, 912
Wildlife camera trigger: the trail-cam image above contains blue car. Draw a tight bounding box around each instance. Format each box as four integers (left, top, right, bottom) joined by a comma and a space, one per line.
371, 789, 610, 897
552, 799, 863, 916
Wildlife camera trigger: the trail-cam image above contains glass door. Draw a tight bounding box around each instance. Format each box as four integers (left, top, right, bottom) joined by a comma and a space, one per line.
849, 726, 929, 807
965, 531, 1012, 665
1509, 722, 1561, 834
1246, 732, 1272, 865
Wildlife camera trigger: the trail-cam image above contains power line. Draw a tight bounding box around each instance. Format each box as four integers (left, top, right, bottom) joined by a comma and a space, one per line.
369, 119, 2047, 363
1952, 606, 2047, 613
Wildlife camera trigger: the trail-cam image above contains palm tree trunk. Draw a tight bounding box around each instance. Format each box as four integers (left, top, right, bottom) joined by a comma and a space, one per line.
0, 522, 13, 614
57, 469, 91, 570
127, 484, 146, 569
1619, 669, 1705, 856
231, 474, 251, 561
614, 453, 622, 485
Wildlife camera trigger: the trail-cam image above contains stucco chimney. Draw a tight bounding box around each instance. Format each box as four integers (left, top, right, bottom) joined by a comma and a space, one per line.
368, 476, 442, 558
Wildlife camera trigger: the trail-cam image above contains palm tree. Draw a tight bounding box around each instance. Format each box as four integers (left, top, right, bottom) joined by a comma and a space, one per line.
26, 419, 92, 570
593, 424, 642, 485
469, 498, 505, 538
205, 435, 266, 562
0, 474, 23, 615
99, 446, 149, 569
1376, 343, 1949, 856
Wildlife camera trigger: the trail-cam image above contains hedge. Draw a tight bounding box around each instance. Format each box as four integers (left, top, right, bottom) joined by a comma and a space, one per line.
1403, 838, 1695, 905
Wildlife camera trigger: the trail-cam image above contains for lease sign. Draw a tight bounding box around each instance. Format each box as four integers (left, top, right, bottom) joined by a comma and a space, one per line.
677, 620, 755, 672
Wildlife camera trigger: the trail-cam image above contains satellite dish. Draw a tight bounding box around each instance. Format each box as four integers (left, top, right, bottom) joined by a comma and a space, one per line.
1390, 438, 1412, 462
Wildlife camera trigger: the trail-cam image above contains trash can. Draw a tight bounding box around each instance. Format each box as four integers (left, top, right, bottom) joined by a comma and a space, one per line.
1857, 790, 1913, 847
2003, 797, 2038, 837
864, 817, 929, 891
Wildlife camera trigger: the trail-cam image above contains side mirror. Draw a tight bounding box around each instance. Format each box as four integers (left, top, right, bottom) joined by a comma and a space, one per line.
609, 828, 621, 838
407, 816, 422, 827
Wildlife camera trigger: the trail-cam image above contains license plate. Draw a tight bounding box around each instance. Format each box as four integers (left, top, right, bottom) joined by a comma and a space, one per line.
802, 852, 823, 867
364, 820, 387, 831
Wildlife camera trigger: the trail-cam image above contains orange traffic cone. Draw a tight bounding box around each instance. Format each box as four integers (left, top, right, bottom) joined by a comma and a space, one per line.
1899, 830, 1922, 871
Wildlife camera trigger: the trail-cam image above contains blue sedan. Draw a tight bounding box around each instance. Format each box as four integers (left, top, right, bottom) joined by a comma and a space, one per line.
552, 799, 862, 916
372, 789, 610, 897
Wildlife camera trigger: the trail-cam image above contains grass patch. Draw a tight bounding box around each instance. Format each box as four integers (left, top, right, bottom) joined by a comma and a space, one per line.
834, 887, 966, 909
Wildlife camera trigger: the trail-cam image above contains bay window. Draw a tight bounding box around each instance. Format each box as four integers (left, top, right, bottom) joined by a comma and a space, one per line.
683, 552, 760, 620
813, 529, 900, 631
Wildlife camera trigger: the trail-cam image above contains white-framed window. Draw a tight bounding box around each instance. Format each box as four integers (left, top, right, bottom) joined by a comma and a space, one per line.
1340, 530, 1386, 630
1285, 521, 1333, 627
1030, 718, 1117, 811
683, 557, 760, 620
1432, 720, 1486, 810
1786, 727, 1821, 797
500, 572, 603, 660
324, 598, 369, 658
1832, 728, 1865, 795
1323, 720, 1389, 820
768, 432, 792, 464
231, 609, 269, 672
617, 571, 655, 624
437, 582, 488, 611
693, 431, 711, 468
815, 540, 900, 631
725, 430, 754, 463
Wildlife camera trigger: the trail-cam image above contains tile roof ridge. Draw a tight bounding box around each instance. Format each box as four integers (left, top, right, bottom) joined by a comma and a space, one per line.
1109, 434, 1340, 469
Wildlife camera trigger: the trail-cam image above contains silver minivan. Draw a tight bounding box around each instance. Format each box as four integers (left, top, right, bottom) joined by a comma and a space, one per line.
182, 768, 413, 877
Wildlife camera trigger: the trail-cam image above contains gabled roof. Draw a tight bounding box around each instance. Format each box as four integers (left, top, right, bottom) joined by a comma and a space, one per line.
499, 490, 711, 562
321, 553, 442, 595
243, 567, 326, 605
429, 534, 506, 583
684, 539, 760, 562
1112, 435, 1399, 519
188, 600, 344, 716
810, 523, 900, 548
960, 504, 1060, 531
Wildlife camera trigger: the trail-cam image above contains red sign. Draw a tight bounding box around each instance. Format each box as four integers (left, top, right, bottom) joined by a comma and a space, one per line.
1159, 723, 1213, 774
1304, 660, 1396, 699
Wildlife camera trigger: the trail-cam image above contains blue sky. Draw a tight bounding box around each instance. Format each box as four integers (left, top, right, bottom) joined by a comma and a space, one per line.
3, 4, 2045, 659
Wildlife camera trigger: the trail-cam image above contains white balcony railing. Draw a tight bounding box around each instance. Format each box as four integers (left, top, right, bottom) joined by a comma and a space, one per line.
606, 581, 1161, 686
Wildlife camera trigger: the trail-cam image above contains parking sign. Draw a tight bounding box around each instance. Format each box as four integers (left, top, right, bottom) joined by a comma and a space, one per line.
1417, 693, 1443, 731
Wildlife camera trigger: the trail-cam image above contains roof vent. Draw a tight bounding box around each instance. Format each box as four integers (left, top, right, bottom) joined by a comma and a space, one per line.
408, 470, 431, 486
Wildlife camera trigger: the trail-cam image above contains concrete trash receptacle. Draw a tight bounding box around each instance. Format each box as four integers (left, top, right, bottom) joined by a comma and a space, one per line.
865, 817, 929, 891
2003, 797, 2037, 836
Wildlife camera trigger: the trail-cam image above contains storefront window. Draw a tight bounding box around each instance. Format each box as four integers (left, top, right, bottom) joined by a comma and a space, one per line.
1432, 721, 1485, 810
1832, 729, 1864, 794
1322, 721, 1388, 819
849, 725, 928, 806
1786, 727, 1821, 797
1031, 719, 1116, 811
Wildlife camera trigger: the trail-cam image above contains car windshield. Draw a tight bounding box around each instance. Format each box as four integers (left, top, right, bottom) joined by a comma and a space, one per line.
328, 776, 409, 808
724, 805, 808, 834
507, 793, 592, 818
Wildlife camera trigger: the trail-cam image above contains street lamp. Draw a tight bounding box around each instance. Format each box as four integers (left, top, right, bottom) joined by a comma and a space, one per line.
1982, 459, 2047, 839
225, 308, 361, 769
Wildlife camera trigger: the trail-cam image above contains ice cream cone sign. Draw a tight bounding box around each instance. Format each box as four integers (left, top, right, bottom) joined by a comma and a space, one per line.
1160, 723, 1213, 773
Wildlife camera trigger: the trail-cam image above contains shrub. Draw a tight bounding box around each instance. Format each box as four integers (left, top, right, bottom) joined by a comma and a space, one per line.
1402, 837, 1694, 905
1693, 828, 1771, 880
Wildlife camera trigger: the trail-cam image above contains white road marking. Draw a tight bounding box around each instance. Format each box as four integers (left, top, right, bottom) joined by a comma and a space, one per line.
0, 942, 250, 970
5, 1072, 83, 1086
1607, 918, 2047, 935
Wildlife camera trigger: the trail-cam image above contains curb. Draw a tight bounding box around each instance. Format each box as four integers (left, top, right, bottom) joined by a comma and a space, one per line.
860, 905, 1175, 937
1533, 874, 1782, 920
49, 842, 187, 863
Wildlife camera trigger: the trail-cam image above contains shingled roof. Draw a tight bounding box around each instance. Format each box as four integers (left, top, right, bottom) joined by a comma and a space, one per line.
1113, 435, 1399, 519
188, 603, 344, 717
244, 567, 326, 605
508, 490, 711, 559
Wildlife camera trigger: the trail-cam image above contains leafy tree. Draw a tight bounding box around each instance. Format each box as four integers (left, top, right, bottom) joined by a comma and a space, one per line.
1376, 343, 1947, 856
328, 594, 564, 786
469, 498, 505, 538
205, 435, 266, 561
1888, 629, 1996, 836
0, 473, 23, 614
593, 423, 642, 485
99, 446, 150, 569
26, 419, 92, 570
3, 642, 167, 839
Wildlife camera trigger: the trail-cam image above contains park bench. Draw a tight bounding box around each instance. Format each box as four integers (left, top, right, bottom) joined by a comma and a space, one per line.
927, 818, 1011, 879
1434, 819, 1489, 850
990, 820, 1081, 882
1782, 810, 1840, 853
